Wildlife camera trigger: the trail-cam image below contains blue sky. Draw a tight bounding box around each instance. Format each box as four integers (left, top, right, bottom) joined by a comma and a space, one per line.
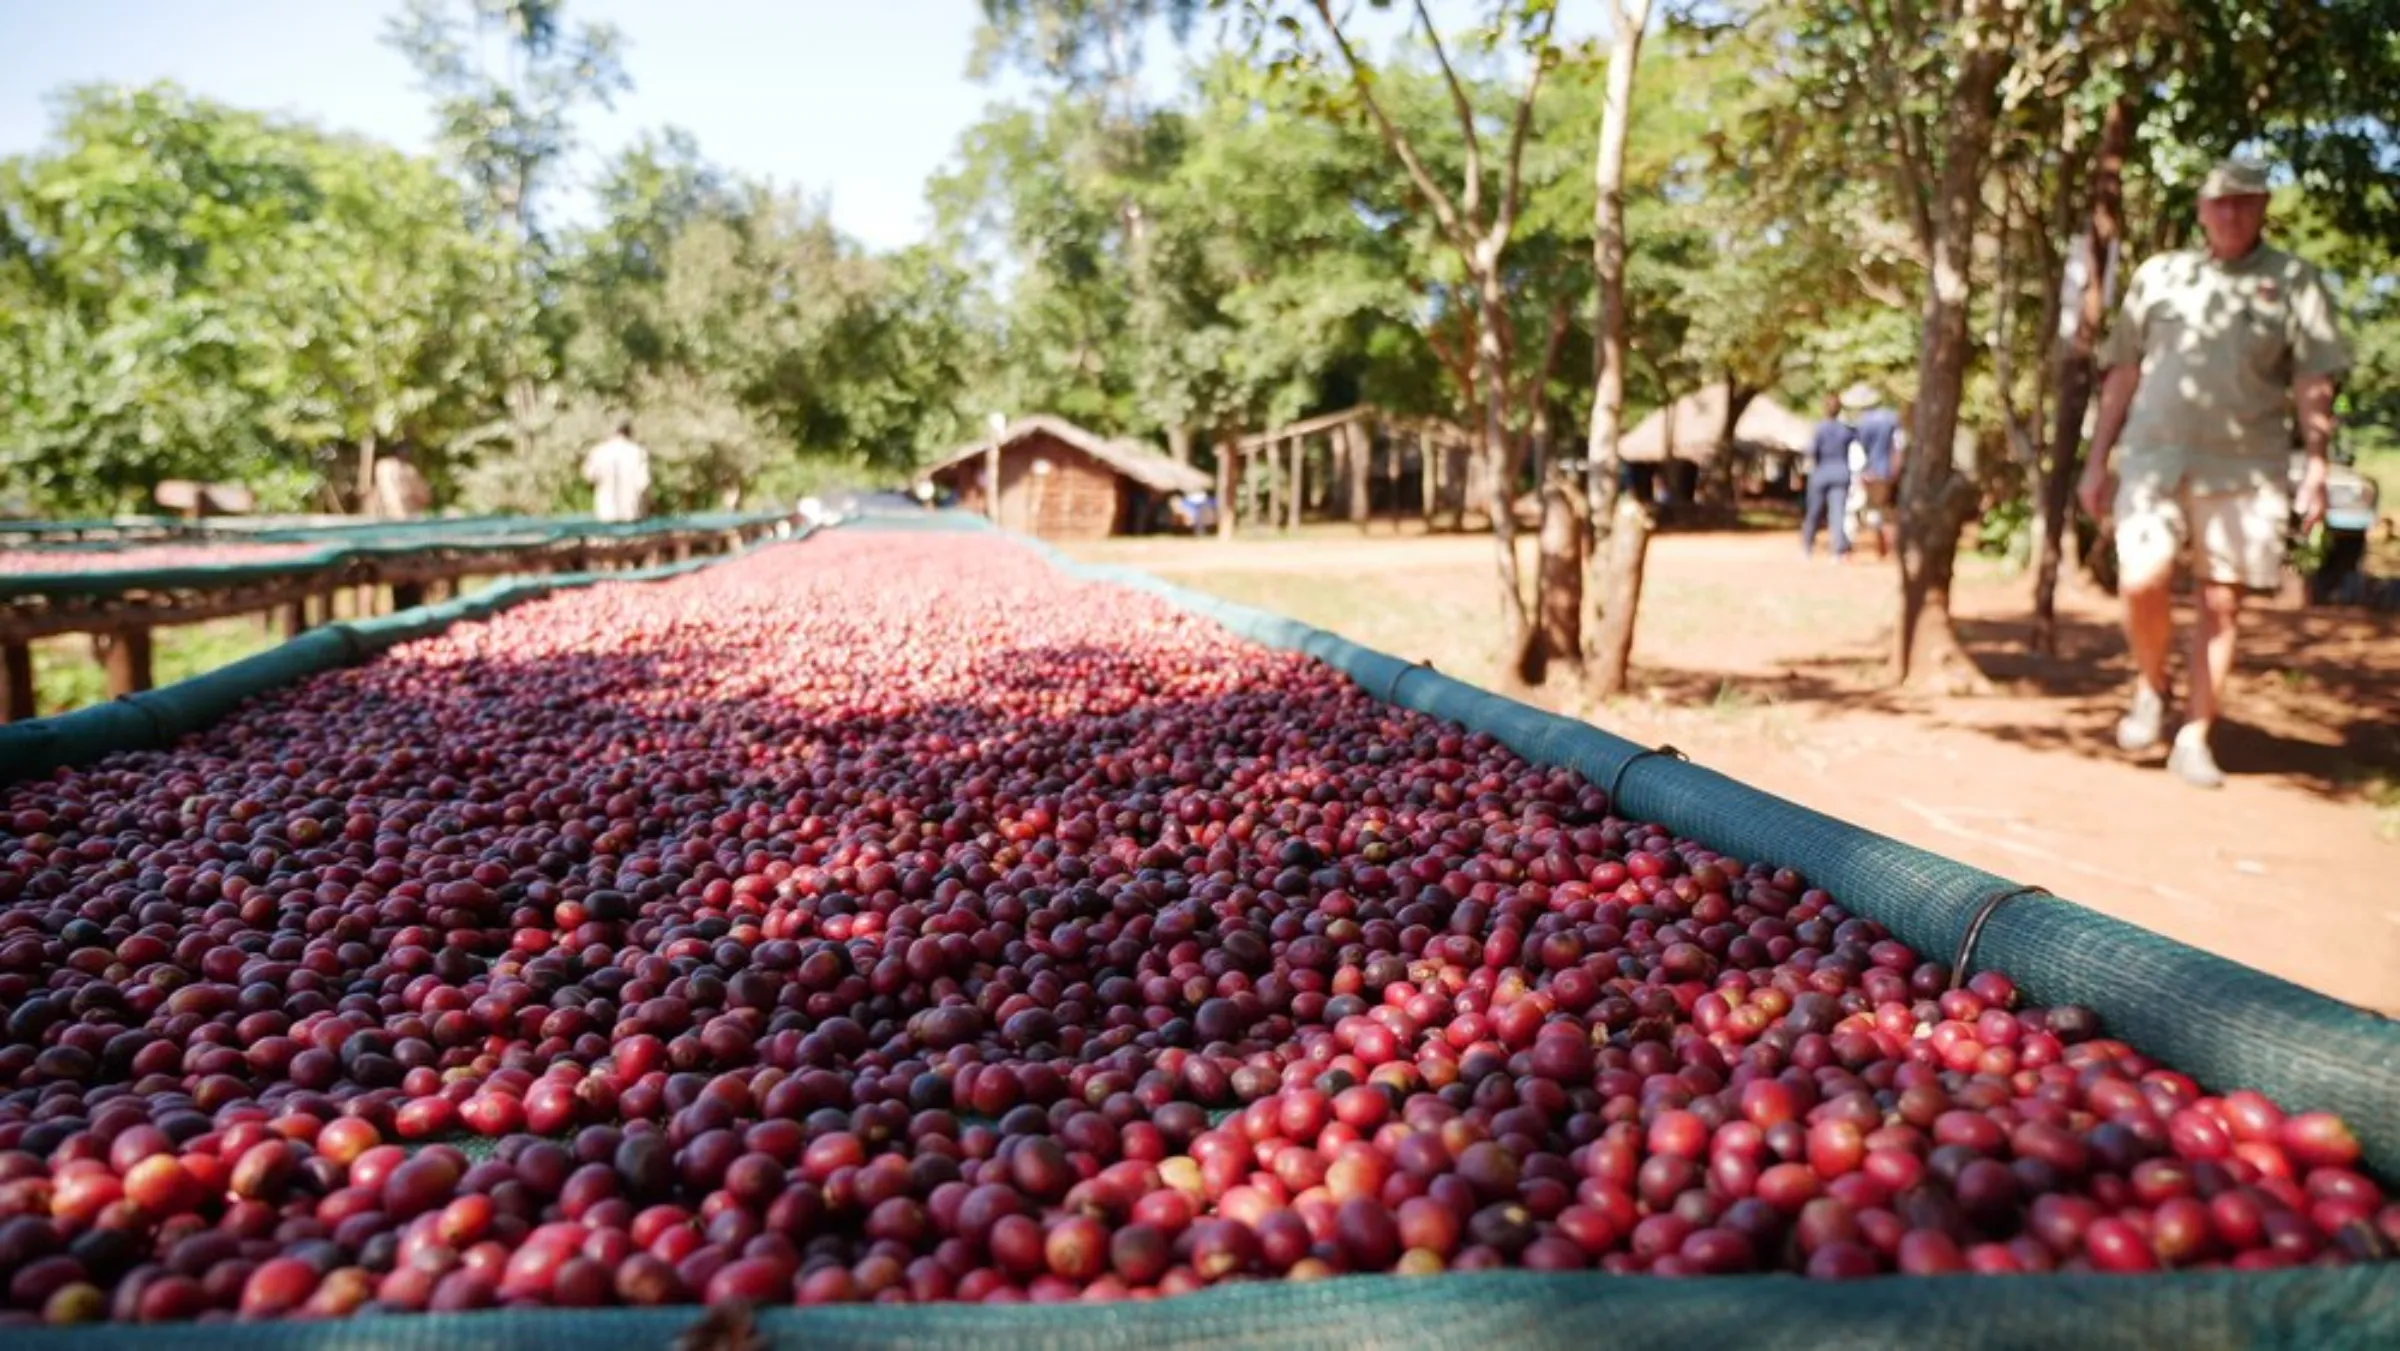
0, 1, 1067, 251
0, 1, 1593, 252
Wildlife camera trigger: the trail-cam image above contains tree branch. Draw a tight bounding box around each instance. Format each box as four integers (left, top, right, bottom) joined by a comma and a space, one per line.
1492, 2, 1561, 245
1856, 0, 1934, 250
1412, 0, 1485, 226
1310, 0, 1474, 254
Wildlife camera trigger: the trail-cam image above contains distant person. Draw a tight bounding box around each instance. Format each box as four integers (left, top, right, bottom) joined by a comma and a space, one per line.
1801, 395, 1855, 560
370, 445, 433, 519
2077, 157, 2351, 788
582, 419, 652, 523
1847, 388, 1902, 560
1169, 489, 1217, 536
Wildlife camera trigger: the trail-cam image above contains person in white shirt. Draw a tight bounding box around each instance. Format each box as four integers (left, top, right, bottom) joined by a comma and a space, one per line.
582, 420, 652, 522
370, 445, 433, 519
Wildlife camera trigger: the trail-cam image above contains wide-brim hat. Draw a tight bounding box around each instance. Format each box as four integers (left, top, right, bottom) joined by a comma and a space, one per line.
1838, 382, 1883, 413
2200, 158, 2272, 201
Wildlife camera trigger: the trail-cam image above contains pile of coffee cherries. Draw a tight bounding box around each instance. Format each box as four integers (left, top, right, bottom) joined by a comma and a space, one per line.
0, 532, 2389, 1324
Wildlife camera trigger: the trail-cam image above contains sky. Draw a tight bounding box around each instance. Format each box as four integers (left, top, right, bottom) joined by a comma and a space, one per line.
0, 1, 1592, 253
0, 1, 1065, 251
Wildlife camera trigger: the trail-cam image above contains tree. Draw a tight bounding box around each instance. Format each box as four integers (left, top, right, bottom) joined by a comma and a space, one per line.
386, 0, 631, 459
1259, 0, 1566, 669
383, 0, 630, 242
2030, 94, 2131, 654
0, 83, 522, 514
1771, 0, 2063, 689
548, 144, 988, 509
1579, 0, 1653, 697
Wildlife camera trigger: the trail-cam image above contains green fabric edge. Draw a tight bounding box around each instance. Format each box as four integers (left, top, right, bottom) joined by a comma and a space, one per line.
0, 511, 787, 598
4, 1264, 2392, 1350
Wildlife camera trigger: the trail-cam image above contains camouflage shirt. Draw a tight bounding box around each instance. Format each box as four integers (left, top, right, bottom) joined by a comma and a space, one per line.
2098, 242, 2352, 492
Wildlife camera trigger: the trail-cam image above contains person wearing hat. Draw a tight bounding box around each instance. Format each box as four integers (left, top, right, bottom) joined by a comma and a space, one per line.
2076, 157, 2353, 788
1842, 382, 1903, 561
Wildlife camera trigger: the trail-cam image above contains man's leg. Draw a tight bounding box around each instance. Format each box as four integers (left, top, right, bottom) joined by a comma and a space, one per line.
2167, 483, 2285, 788
2111, 480, 2181, 753
2184, 581, 2242, 732
2123, 577, 2176, 699
2165, 582, 2240, 788
1801, 480, 1824, 557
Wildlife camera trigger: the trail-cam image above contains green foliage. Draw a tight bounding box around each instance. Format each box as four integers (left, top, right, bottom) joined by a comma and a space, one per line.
1975, 492, 2035, 565
0, 83, 526, 515
456, 374, 778, 514
11, 0, 2393, 536
382, 0, 630, 239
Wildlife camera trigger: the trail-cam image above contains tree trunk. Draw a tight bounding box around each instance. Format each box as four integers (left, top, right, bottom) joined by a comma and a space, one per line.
1584, 0, 1649, 535
1514, 385, 1587, 683
355, 431, 379, 517
1167, 424, 1193, 464
1589, 495, 1652, 698
1476, 260, 1531, 645
1517, 469, 1588, 686
1892, 3, 2010, 692
1585, 0, 1651, 698
2032, 95, 2130, 655
1710, 378, 1754, 509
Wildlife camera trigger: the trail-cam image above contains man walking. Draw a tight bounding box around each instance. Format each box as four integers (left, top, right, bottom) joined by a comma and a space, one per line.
1801, 395, 1855, 561
1844, 385, 1902, 561
583, 418, 653, 523
2077, 158, 2352, 788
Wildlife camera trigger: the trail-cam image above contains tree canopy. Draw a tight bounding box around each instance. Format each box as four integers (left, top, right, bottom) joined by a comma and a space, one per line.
0, 0, 2391, 555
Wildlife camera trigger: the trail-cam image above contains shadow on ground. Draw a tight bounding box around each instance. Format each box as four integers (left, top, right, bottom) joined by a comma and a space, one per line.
1628, 600, 2400, 803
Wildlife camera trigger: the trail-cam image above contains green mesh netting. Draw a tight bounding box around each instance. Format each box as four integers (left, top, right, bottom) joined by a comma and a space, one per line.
0, 511, 786, 598
4, 1264, 2394, 1349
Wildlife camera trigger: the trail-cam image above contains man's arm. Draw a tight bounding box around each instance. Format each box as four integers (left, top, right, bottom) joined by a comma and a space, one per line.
2294, 374, 2338, 532
2078, 362, 2142, 520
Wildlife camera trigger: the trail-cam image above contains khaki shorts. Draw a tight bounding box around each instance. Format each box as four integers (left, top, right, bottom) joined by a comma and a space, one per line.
2113, 475, 2290, 591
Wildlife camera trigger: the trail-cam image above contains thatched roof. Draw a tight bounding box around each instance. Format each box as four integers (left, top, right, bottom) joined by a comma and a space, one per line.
924, 415, 1211, 495
1619, 386, 1819, 465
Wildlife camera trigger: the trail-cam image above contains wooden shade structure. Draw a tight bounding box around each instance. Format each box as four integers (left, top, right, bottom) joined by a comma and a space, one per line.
919, 416, 1211, 541
1617, 386, 1816, 465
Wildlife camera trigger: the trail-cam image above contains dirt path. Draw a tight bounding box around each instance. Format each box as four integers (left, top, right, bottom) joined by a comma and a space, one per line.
1070, 526, 2400, 1015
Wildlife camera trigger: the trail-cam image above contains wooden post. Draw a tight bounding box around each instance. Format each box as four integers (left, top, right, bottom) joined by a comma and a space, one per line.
1286, 436, 1303, 532
985, 442, 1001, 524
101, 628, 153, 699
281, 599, 310, 639
1347, 419, 1372, 527
1215, 443, 1234, 540
1419, 430, 1437, 527
2, 640, 33, 723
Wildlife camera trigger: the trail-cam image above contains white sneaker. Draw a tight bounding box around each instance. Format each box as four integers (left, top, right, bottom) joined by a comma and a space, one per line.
2115, 682, 2167, 753
2167, 725, 2225, 789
